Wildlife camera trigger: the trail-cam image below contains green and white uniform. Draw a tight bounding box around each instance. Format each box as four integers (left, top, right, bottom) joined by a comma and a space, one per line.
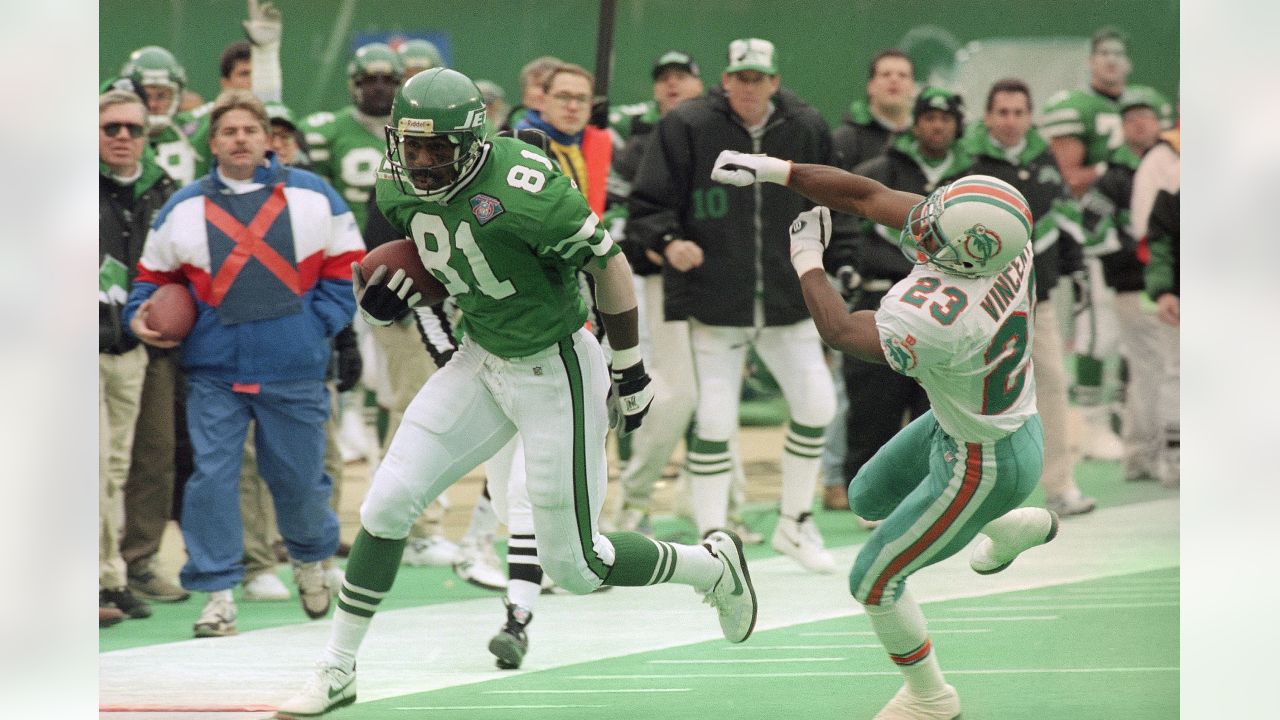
304, 107, 388, 231
848, 245, 1044, 605
363, 136, 623, 593
1039, 84, 1174, 164
148, 122, 202, 187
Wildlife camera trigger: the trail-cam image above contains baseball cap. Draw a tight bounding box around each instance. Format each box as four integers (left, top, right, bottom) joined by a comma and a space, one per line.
652, 50, 700, 80
912, 86, 964, 128
725, 38, 777, 75
264, 101, 297, 130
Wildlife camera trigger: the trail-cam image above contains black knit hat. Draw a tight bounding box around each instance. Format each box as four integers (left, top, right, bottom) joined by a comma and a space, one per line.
912, 86, 965, 129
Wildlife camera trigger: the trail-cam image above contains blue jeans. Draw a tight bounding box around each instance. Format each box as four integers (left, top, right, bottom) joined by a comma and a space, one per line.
180, 375, 339, 591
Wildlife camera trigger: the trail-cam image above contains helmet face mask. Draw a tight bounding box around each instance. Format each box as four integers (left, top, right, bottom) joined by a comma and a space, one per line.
120, 46, 186, 127
385, 68, 488, 202
897, 176, 1033, 278
347, 43, 404, 116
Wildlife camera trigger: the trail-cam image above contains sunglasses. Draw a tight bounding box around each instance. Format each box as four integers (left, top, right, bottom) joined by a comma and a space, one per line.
101, 122, 146, 139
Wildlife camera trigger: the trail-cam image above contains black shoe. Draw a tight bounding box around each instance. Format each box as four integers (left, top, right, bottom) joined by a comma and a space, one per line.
100, 587, 152, 619
487, 597, 532, 669
128, 563, 191, 603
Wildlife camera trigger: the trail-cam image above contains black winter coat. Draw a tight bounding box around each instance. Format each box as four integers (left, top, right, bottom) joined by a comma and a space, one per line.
627, 87, 846, 326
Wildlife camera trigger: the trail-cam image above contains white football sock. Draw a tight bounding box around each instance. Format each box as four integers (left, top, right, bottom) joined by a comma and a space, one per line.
864, 587, 948, 696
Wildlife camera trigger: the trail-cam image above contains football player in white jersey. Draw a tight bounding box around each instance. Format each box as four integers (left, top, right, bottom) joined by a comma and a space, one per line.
713, 151, 1059, 720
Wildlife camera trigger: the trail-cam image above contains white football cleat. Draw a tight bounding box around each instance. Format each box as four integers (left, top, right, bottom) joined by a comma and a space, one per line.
453, 540, 506, 592
274, 661, 356, 718
702, 530, 758, 643
874, 683, 961, 720
771, 512, 836, 573
402, 535, 460, 567
970, 507, 1060, 575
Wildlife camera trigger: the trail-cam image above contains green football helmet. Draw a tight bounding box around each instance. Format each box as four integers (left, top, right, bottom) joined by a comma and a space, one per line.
398, 39, 446, 77
347, 43, 404, 114
119, 46, 187, 125
385, 68, 488, 201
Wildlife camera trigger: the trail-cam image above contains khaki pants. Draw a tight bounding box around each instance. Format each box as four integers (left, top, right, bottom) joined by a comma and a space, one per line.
241, 385, 345, 577
100, 346, 148, 588
1033, 301, 1078, 500
122, 351, 181, 569
370, 320, 447, 539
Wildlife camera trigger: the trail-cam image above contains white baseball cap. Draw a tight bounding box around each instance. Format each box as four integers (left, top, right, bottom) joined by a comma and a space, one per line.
725, 38, 778, 75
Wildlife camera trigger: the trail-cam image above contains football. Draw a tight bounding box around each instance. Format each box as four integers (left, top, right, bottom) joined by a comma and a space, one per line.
148, 283, 197, 342
359, 238, 447, 307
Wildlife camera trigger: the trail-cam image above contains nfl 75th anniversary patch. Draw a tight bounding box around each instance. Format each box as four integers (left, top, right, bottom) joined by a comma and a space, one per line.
469, 193, 505, 226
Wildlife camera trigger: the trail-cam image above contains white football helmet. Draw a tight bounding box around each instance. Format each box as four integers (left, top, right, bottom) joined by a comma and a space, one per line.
898, 175, 1033, 278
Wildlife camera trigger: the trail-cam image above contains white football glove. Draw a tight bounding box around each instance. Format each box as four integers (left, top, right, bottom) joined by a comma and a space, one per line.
243, 0, 282, 46
711, 150, 791, 187
789, 206, 831, 276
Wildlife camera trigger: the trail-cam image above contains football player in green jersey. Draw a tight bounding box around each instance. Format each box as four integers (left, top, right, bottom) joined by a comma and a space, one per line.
397, 38, 445, 79
276, 68, 760, 718
113, 46, 203, 186
304, 43, 404, 232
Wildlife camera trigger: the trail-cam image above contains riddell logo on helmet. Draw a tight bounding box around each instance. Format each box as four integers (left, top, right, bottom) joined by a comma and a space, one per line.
963, 224, 1002, 264
399, 118, 434, 134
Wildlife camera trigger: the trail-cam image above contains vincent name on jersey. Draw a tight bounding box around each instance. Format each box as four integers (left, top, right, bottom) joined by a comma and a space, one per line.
978, 246, 1035, 322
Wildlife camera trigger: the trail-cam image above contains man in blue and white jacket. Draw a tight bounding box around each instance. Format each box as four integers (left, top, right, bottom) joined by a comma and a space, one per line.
125, 90, 364, 638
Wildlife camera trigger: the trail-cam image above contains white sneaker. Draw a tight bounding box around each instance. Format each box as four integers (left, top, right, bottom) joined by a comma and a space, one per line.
453, 540, 506, 592
874, 683, 961, 720
970, 507, 1059, 575
702, 530, 757, 643
274, 660, 356, 718
291, 561, 332, 619
771, 512, 836, 573
193, 591, 237, 637
325, 567, 345, 598
1046, 488, 1096, 518
402, 535, 460, 567
243, 572, 291, 602
1080, 408, 1123, 461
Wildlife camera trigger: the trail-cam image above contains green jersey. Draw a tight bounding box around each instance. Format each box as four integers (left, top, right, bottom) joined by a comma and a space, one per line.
304, 106, 387, 230
149, 123, 202, 186
178, 102, 214, 179
376, 136, 619, 358
607, 100, 658, 144
1039, 84, 1173, 164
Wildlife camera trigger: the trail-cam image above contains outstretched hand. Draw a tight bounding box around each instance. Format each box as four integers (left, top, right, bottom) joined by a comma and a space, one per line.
711, 150, 791, 187
243, 0, 282, 46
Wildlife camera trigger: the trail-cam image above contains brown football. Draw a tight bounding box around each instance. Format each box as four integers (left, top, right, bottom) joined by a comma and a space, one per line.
148, 283, 197, 342
359, 238, 447, 307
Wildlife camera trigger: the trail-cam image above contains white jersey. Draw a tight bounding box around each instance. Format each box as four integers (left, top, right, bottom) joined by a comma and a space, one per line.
875, 245, 1038, 443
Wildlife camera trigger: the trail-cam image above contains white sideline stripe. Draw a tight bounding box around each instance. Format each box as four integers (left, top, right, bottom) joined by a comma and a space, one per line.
723, 644, 882, 650
394, 704, 606, 710
483, 689, 691, 694
995, 594, 1178, 602
569, 667, 1179, 680
100, 498, 1178, 709
949, 602, 1178, 611
930, 615, 1060, 622
799, 629, 993, 637
649, 657, 845, 664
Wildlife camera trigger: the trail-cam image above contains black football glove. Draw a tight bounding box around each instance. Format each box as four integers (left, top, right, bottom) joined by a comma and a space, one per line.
352, 262, 420, 326
607, 360, 654, 435
332, 326, 363, 392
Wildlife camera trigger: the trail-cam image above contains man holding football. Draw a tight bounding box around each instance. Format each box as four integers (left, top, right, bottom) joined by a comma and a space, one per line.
275, 68, 759, 718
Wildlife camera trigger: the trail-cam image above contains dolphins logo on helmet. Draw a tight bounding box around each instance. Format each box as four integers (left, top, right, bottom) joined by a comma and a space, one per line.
898, 175, 1032, 278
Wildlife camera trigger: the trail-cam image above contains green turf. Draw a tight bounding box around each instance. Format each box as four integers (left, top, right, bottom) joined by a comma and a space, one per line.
100, 460, 1177, 652
340, 568, 1178, 720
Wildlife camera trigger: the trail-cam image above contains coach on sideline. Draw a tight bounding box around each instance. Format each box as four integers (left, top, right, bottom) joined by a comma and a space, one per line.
124, 89, 364, 638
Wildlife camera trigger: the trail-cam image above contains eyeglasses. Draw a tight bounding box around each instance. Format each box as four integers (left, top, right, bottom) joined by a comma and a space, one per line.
549, 92, 592, 106
101, 122, 146, 139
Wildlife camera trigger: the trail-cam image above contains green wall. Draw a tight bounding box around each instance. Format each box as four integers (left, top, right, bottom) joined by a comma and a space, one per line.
101, 0, 1178, 125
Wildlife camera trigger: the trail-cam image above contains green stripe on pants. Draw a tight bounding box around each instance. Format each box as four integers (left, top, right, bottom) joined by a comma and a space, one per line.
558, 337, 609, 580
